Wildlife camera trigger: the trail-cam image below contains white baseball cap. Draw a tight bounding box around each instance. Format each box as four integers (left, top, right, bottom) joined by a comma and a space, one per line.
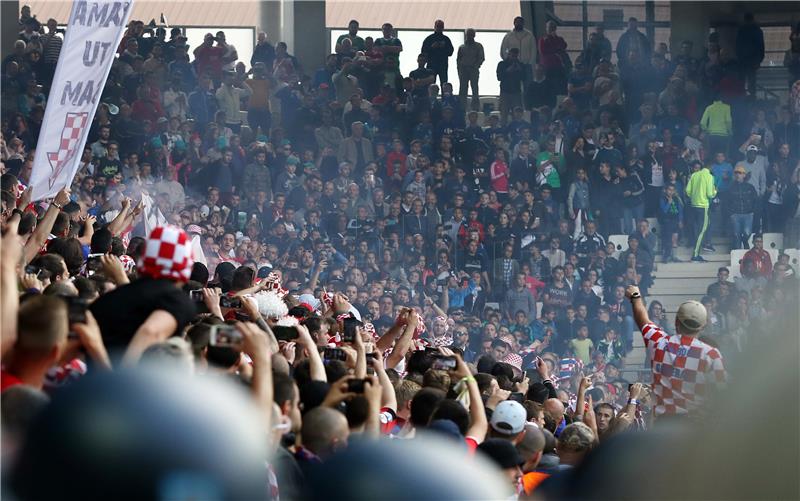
676, 300, 707, 333
490, 400, 526, 435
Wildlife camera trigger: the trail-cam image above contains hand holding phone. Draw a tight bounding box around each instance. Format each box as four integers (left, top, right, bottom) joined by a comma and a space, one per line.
209, 324, 242, 348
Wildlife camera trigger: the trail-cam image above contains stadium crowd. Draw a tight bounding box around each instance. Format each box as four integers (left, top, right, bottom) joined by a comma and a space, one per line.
1, 6, 799, 499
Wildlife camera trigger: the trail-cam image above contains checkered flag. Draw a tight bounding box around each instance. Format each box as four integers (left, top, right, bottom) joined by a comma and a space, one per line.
46, 112, 89, 189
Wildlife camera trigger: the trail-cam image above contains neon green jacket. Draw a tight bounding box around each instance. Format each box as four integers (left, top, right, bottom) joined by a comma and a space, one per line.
700, 100, 732, 136
686, 168, 717, 208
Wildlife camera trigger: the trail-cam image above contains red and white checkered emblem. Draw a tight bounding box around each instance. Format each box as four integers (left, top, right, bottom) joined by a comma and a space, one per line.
138, 225, 195, 282
47, 112, 89, 189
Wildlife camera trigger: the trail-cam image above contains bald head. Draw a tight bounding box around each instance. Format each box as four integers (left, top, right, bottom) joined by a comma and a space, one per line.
543, 398, 565, 434
301, 407, 349, 459
517, 424, 545, 470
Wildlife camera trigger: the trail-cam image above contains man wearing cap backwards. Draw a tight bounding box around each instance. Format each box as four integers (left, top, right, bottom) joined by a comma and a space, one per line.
625, 285, 727, 417
90, 226, 197, 364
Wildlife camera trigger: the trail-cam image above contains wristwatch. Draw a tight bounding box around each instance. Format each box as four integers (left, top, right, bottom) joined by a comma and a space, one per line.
629, 292, 642, 300
52, 201, 63, 209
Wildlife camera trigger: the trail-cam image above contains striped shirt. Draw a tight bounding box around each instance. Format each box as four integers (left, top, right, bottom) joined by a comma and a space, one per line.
641, 322, 727, 416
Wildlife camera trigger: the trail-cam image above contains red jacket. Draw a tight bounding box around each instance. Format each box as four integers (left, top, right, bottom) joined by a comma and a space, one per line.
741, 248, 772, 278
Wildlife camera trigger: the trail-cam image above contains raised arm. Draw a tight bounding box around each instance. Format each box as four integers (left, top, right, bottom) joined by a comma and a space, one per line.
2, 214, 22, 357
625, 285, 650, 331
121, 310, 178, 366
23, 188, 70, 263
297, 324, 327, 382
453, 351, 487, 442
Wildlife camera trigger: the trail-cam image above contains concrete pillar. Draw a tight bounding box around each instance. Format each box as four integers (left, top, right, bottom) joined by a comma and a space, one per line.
258, 0, 326, 72
1, 0, 20, 59
259, 0, 282, 48
291, 0, 326, 72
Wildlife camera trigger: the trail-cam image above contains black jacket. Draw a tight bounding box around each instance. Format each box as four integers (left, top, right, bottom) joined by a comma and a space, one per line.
724, 180, 758, 215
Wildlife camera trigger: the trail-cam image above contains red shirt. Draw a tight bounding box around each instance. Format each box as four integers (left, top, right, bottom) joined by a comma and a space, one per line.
490, 160, 509, 193
1, 369, 23, 392
386, 151, 407, 178
194, 45, 225, 80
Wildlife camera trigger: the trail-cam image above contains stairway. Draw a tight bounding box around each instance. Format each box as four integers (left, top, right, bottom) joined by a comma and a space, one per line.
623, 234, 731, 375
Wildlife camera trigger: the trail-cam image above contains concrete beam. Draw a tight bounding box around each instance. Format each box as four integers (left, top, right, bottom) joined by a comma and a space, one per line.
1, 0, 20, 59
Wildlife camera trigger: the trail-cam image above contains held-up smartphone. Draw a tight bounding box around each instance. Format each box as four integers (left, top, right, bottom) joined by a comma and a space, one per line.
24, 265, 41, 277
65, 297, 89, 325
323, 347, 348, 362
430, 355, 457, 371
366, 352, 379, 361
342, 317, 360, 343
86, 253, 105, 276
347, 379, 366, 393
190, 289, 204, 302
273, 325, 299, 342
508, 392, 525, 404
209, 324, 242, 348
219, 295, 243, 309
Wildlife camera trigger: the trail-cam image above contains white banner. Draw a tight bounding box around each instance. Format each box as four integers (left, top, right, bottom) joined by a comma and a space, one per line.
141, 192, 168, 236
30, 0, 134, 201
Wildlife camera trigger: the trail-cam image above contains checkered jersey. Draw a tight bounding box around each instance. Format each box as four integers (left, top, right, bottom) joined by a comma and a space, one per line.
642, 322, 727, 416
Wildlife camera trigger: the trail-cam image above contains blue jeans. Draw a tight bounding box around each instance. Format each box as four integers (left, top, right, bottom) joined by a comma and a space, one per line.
731, 213, 753, 250
621, 204, 644, 234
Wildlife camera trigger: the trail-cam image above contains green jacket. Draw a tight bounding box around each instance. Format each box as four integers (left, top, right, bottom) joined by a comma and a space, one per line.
700, 100, 732, 136
686, 168, 717, 208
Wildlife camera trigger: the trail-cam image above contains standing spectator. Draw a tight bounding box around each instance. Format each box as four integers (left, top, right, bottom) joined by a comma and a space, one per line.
723, 165, 758, 250
497, 48, 524, 125
538, 21, 568, 95
658, 183, 684, 262
251, 32, 276, 74
501, 16, 537, 88
685, 160, 717, 262
525, 63, 556, 111
626, 285, 727, 417
40, 19, 62, 85
193, 33, 225, 84
490, 148, 510, 199
700, 95, 732, 157
495, 247, 521, 301
336, 20, 365, 53
615, 164, 644, 235
244, 63, 273, 136
457, 28, 484, 112
616, 18, 651, 73
735, 144, 767, 231
338, 122, 374, 171
374, 23, 403, 81
215, 71, 252, 133
188, 73, 218, 130
735, 13, 765, 96
421, 20, 454, 85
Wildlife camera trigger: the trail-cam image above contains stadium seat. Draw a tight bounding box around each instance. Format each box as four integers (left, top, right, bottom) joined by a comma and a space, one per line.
784, 248, 799, 268
729, 249, 747, 279
608, 234, 628, 253
748, 232, 783, 251
646, 217, 659, 237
